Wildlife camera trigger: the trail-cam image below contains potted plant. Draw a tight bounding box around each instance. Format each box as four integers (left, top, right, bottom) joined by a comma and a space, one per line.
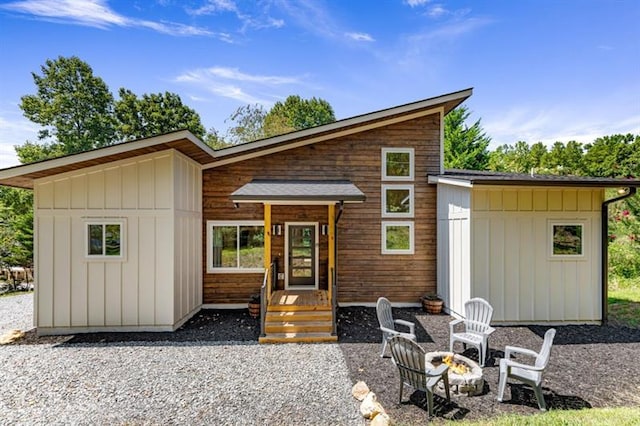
421, 293, 444, 314
248, 293, 261, 318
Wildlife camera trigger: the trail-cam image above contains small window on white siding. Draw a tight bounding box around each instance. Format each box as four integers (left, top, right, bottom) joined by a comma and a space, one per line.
207, 221, 265, 273
382, 184, 414, 218
550, 222, 585, 257
382, 221, 414, 254
86, 220, 125, 259
382, 148, 414, 181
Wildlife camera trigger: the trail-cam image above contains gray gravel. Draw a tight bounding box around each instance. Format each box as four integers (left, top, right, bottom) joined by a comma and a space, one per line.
0, 292, 33, 333
0, 294, 363, 426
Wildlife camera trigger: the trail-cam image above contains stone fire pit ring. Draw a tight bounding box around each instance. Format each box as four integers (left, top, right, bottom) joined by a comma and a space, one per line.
425, 351, 484, 396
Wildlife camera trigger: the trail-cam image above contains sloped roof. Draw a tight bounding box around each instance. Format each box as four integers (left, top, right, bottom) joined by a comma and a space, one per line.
231, 180, 366, 204
429, 169, 640, 188
0, 88, 472, 189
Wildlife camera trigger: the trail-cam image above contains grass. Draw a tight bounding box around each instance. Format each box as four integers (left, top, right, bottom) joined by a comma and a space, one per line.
608, 276, 640, 328
446, 407, 640, 425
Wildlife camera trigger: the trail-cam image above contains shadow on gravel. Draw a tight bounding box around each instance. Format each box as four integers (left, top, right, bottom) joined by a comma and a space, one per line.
527, 324, 640, 344
59, 310, 261, 346
337, 306, 440, 344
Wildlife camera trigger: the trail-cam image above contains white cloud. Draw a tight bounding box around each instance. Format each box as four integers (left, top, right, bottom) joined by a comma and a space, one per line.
174, 67, 305, 104
404, 0, 431, 7
0, 0, 214, 37
428, 5, 448, 18
484, 104, 640, 149
0, 112, 39, 169
188, 0, 285, 33
345, 32, 374, 42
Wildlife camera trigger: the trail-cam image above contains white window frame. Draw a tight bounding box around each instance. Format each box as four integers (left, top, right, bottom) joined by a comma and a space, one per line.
549, 220, 587, 259
381, 221, 414, 255
382, 184, 414, 218
207, 220, 265, 273
382, 147, 414, 181
84, 219, 126, 260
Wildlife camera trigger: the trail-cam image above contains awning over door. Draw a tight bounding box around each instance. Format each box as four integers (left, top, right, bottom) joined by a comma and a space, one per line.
230, 180, 366, 204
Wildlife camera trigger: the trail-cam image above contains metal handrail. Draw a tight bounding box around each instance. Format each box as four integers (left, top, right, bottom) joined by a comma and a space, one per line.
260, 261, 275, 338
331, 267, 338, 336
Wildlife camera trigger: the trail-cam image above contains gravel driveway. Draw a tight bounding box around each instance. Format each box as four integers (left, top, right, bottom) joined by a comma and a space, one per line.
0, 294, 362, 426
4, 294, 640, 425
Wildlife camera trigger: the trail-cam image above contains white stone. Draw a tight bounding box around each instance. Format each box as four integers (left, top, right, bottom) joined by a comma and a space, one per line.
371, 411, 391, 426
351, 381, 370, 401
360, 392, 385, 419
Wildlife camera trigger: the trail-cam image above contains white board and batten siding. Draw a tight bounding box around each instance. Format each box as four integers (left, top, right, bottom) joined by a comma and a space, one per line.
34, 150, 202, 335
437, 184, 603, 324
436, 184, 471, 318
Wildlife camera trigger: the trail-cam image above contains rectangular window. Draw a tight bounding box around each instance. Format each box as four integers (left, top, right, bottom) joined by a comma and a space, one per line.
382, 184, 414, 218
382, 222, 414, 254
86, 221, 124, 259
382, 148, 414, 181
207, 221, 264, 273
550, 222, 584, 257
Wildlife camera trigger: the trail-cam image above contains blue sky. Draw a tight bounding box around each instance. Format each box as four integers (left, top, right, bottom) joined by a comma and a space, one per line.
0, 0, 639, 169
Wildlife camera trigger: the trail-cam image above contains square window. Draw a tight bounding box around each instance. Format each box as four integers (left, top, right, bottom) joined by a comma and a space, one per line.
551, 223, 584, 256
382, 222, 414, 254
86, 221, 124, 259
382, 148, 414, 181
382, 185, 414, 218
207, 221, 265, 272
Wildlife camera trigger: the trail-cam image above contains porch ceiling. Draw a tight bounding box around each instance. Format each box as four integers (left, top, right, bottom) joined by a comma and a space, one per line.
230, 179, 366, 204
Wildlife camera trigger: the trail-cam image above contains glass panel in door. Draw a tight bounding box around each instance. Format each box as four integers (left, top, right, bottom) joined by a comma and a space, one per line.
288, 224, 316, 287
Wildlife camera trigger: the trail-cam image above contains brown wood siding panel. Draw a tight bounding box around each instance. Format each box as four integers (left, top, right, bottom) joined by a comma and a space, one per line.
203, 114, 440, 304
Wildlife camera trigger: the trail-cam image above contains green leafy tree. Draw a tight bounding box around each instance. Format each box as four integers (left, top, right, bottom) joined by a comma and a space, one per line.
541, 141, 584, 175
0, 188, 34, 270
263, 95, 335, 137
487, 141, 537, 173
583, 134, 639, 178
215, 95, 336, 146
115, 89, 206, 140
444, 106, 491, 170
19, 56, 116, 156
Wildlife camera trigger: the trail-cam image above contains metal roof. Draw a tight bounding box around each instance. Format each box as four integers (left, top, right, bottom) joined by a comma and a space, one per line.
231, 180, 366, 204
429, 169, 640, 188
0, 88, 473, 189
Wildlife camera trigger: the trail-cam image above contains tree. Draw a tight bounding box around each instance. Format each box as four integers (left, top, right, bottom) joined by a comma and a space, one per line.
115, 89, 206, 140
19, 56, 116, 155
444, 106, 491, 170
0, 188, 34, 271
583, 134, 639, 178
214, 95, 336, 146
263, 95, 335, 137
541, 141, 584, 175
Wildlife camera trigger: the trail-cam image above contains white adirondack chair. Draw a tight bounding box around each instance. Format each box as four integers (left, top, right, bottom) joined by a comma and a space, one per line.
376, 297, 416, 358
388, 336, 451, 416
449, 297, 495, 367
497, 328, 556, 411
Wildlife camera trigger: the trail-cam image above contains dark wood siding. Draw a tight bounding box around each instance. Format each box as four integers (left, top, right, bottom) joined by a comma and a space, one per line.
203, 114, 440, 304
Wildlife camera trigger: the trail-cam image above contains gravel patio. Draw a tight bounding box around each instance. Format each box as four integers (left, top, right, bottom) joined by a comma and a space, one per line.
2, 293, 640, 425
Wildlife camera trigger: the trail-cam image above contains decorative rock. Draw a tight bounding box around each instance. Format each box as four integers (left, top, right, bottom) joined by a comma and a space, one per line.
0, 329, 25, 345
371, 411, 391, 426
351, 381, 370, 401
360, 392, 385, 420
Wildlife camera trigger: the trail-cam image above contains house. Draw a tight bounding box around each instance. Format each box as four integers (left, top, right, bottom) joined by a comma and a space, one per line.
429, 170, 638, 323
1, 88, 638, 341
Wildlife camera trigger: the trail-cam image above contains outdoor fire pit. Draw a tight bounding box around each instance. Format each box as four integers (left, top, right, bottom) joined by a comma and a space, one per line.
425, 351, 484, 396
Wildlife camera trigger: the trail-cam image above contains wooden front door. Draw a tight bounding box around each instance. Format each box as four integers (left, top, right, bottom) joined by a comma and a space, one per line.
285, 223, 318, 289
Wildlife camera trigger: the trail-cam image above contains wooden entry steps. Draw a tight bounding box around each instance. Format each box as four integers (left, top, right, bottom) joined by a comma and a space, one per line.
259, 290, 337, 343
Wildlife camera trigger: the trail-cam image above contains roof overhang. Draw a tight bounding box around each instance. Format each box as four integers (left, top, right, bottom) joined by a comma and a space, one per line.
206, 88, 473, 169
230, 180, 366, 205
0, 88, 473, 190
0, 130, 216, 189
429, 170, 640, 189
